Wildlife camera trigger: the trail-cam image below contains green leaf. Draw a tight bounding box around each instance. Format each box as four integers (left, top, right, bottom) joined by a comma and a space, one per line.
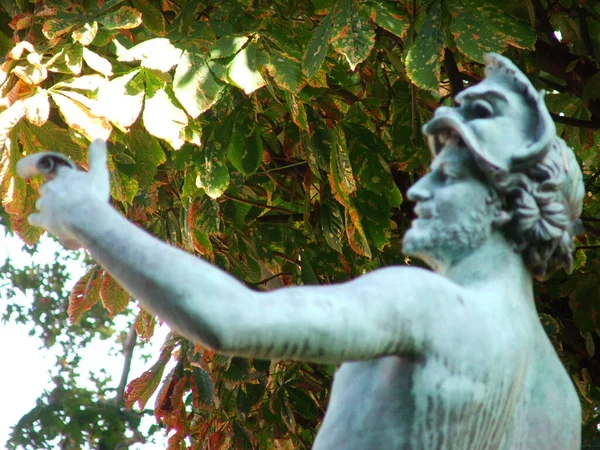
228, 42, 267, 94
118, 38, 182, 72
285, 92, 309, 131
190, 195, 220, 234
320, 194, 345, 254
98, 6, 142, 30
227, 122, 263, 176
195, 141, 230, 199
329, 128, 356, 206
330, 0, 376, 70
450, 0, 536, 64
300, 251, 319, 285
64, 44, 83, 74
302, 6, 335, 78
42, 18, 76, 40
569, 279, 600, 333
142, 87, 188, 149
405, 0, 444, 91
24, 120, 85, 162
99, 272, 130, 316
210, 36, 248, 59
366, 1, 410, 38
266, 50, 305, 93
191, 367, 214, 406
95, 70, 144, 130
232, 421, 253, 450
123, 129, 166, 188
583, 71, 600, 101
132, 0, 166, 36
173, 50, 224, 119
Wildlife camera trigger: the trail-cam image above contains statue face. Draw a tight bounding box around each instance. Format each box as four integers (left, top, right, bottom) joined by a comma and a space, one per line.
402, 146, 497, 272
423, 80, 538, 171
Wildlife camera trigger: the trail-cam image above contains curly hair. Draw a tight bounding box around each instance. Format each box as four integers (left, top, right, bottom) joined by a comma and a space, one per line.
483, 136, 584, 280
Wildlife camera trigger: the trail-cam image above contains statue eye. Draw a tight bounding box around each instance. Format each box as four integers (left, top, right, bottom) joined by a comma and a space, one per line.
472, 100, 493, 119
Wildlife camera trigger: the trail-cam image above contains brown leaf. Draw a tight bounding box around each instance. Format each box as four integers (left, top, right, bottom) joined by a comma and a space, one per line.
68, 267, 103, 322
99, 272, 130, 316
135, 307, 156, 342
124, 346, 172, 409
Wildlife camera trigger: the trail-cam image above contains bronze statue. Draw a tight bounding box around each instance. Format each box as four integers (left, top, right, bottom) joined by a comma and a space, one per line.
18, 53, 583, 449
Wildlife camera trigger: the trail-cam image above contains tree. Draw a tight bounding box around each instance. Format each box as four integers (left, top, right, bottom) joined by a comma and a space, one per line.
0, 0, 599, 448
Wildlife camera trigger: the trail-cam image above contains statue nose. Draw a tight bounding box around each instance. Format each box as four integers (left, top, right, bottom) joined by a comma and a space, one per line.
407, 179, 433, 202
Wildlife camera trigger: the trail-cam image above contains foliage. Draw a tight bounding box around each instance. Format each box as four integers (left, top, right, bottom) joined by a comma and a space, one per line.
0, 0, 599, 448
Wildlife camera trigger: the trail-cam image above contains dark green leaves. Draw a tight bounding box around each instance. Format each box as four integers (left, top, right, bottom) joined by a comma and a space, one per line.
450, 0, 535, 63
302, 6, 335, 78
405, 0, 444, 91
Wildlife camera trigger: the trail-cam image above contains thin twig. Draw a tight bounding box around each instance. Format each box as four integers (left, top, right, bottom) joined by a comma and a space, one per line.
223, 194, 298, 215
115, 320, 137, 405
549, 112, 600, 129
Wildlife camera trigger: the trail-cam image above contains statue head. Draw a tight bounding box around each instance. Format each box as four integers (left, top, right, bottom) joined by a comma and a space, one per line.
403, 53, 585, 279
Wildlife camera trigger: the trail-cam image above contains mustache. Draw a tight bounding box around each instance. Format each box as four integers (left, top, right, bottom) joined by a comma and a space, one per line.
413, 202, 438, 219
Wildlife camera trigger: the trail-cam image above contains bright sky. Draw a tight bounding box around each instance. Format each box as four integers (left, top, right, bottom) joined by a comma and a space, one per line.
0, 231, 171, 449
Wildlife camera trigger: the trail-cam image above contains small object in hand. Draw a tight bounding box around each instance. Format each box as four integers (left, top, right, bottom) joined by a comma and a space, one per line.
17, 152, 77, 181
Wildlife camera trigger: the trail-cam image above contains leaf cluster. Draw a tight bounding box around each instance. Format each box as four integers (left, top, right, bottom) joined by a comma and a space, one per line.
0, 0, 600, 447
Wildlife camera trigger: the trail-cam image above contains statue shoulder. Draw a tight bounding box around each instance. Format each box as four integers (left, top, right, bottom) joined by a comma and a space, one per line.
352, 265, 466, 300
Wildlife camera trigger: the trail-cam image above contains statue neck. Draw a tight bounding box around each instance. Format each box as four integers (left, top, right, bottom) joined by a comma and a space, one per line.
440, 231, 534, 295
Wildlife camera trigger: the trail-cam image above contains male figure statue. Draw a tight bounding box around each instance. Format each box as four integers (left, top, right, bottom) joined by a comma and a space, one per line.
19, 53, 583, 449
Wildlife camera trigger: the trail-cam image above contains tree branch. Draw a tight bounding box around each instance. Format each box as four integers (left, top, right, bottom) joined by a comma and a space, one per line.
549, 112, 600, 129
115, 320, 137, 405
443, 48, 464, 97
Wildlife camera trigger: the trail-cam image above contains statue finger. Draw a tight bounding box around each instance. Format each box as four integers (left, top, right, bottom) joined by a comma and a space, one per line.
17, 152, 76, 181
58, 236, 82, 250
27, 213, 43, 228
88, 139, 109, 180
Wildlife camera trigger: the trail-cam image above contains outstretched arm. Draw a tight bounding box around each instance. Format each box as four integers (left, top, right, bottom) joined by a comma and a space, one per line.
20, 141, 465, 364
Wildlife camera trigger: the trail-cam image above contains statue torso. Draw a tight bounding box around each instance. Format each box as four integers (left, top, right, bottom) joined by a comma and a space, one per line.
312, 289, 580, 450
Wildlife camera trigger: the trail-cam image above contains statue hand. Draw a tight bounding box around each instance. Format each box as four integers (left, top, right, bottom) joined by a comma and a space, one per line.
17, 139, 110, 250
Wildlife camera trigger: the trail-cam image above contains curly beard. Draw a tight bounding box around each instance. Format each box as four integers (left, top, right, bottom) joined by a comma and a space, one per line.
402, 208, 492, 272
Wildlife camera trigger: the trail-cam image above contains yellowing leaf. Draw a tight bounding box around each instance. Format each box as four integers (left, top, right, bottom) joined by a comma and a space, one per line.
330, 0, 376, 70
12, 64, 48, 85
50, 91, 112, 141
72, 22, 98, 46
65, 44, 84, 74
450, 0, 536, 63
405, 0, 444, 91
228, 43, 266, 94
83, 47, 113, 76
124, 346, 172, 410
42, 18, 75, 40
98, 6, 142, 30
174, 51, 224, 118
266, 51, 305, 93
68, 267, 102, 323
367, 1, 410, 38
143, 88, 188, 149
135, 307, 156, 342
23, 90, 50, 126
119, 38, 182, 72
100, 272, 130, 315
95, 70, 144, 130
132, 0, 166, 36
302, 7, 335, 78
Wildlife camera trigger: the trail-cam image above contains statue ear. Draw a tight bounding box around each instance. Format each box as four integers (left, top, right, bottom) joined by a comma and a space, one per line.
493, 210, 511, 227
